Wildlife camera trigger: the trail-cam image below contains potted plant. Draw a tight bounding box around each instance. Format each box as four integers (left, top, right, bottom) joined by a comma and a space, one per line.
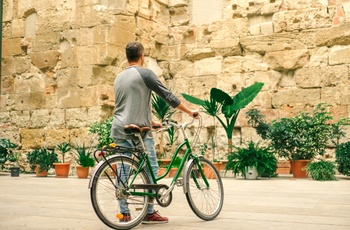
27, 148, 58, 177
8, 151, 21, 177
182, 82, 264, 160
74, 142, 95, 179
0, 138, 17, 169
305, 160, 337, 181
335, 141, 350, 176
226, 141, 278, 179
165, 156, 182, 178
246, 103, 349, 178
151, 93, 176, 159
53, 142, 72, 178
89, 117, 114, 148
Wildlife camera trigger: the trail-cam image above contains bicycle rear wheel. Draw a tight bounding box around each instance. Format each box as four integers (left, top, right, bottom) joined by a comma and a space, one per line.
184, 157, 224, 221
90, 155, 151, 229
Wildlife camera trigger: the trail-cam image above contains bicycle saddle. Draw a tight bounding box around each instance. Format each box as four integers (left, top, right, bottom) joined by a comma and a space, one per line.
124, 124, 151, 134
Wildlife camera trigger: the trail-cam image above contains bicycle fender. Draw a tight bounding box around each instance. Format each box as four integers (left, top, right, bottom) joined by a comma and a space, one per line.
182, 158, 195, 194
88, 154, 132, 189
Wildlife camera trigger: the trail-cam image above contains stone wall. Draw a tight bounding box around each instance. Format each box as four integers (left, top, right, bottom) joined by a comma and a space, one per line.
1, 0, 350, 165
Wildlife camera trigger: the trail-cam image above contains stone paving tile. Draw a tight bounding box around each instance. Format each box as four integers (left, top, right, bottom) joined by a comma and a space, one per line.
0, 173, 349, 230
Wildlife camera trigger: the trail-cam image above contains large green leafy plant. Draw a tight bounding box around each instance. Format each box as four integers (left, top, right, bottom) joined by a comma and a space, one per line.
151, 93, 176, 158
0, 138, 17, 168
74, 142, 95, 168
246, 103, 349, 161
56, 142, 71, 163
182, 82, 264, 155
226, 141, 277, 178
336, 141, 350, 176
27, 148, 58, 173
89, 117, 114, 148
305, 160, 337, 181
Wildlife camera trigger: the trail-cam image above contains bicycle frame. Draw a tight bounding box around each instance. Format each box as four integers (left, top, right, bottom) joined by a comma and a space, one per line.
89, 117, 210, 199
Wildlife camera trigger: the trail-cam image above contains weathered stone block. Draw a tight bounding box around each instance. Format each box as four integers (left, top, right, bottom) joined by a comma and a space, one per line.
21, 128, 46, 149
242, 54, 269, 72
170, 6, 189, 26
169, 0, 187, 7
329, 45, 350, 65
1, 57, 31, 75
57, 88, 82, 109
306, 47, 329, 67
295, 66, 348, 88
183, 48, 215, 61
260, 22, 273, 35
31, 32, 61, 52
272, 89, 321, 108
241, 33, 306, 54
264, 49, 309, 70
45, 129, 70, 149
316, 24, 350, 46
273, 8, 332, 33
249, 24, 260, 35
66, 108, 88, 128
30, 50, 60, 72
210, 38, 242, 57
48, 109, 66, 129
2, 38, 22, 57
193, 57, 223, 76
30, 109, 50, 128
11, 18, 25, 37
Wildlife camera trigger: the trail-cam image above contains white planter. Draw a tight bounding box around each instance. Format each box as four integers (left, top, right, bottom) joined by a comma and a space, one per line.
245, 166, 258, 180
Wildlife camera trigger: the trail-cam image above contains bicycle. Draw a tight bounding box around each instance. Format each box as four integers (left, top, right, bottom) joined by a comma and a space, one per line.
88, 116, 224, 229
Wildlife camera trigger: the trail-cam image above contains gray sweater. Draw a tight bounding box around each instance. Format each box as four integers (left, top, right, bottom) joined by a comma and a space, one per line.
110, 66, 180, 140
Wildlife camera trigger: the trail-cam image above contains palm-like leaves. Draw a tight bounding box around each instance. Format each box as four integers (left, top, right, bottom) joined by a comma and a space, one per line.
182, 82, 264, 153
151, 94, 175, 122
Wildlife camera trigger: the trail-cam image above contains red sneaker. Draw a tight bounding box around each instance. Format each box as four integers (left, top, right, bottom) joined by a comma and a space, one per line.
119, 213, 131, 222
142, 211, 169, 224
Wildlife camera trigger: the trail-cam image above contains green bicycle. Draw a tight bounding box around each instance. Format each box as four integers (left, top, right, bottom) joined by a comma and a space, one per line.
89, 116, 224, 229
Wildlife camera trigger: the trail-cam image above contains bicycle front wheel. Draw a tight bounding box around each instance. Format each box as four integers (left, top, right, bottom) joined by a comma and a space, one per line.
184, 157, 224, 221
90, 155, 151, 230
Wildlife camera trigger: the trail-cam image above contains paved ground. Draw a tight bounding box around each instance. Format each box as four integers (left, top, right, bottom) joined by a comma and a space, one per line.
0, 172, 349, 230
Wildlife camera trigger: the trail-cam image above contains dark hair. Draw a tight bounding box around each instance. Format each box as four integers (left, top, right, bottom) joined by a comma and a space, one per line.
126, 42, 144, 62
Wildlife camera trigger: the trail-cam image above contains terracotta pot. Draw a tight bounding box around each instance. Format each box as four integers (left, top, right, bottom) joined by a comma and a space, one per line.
35, 165, 48, 177
168, 168, 177, 177
158, 159, 171, 168
53, 163, 71, 178
158, 167, 169, 178
203, 164, 216, 179
290, 160, 310, 178
76, 165, 89, 179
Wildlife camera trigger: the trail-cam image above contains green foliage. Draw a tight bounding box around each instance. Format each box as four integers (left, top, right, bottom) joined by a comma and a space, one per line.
27, 148, 58, 173
151, 93, 175, 122
246, 104, 349, 161
335, 141, 350, 176
305, 160, 337, 181
165, 156, 182, 169
226, 141, 278, 178
0, 139, 17, 167
165, 125, 178, 146
89, 117, 114, 148
8, 151, 21, 167
182, 82, 264, 153
74, 142, 95, 168
56, 142, 71, 163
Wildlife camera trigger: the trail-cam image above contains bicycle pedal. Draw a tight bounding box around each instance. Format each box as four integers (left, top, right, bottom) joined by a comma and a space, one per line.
175, 179, 183, 186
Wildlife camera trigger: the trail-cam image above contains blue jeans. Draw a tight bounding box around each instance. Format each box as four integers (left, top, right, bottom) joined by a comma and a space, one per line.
115, 137, 158, 214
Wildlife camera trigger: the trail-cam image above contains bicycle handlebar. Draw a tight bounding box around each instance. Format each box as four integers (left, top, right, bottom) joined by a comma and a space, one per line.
156, 115, 201, 133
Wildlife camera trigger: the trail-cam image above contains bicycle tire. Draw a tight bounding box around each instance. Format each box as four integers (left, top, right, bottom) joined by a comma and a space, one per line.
90, 155, 151, 230
184, 157, 224, 221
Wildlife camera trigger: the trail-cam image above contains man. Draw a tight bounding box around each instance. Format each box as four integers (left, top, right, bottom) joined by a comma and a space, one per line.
110, 42, 199, 224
